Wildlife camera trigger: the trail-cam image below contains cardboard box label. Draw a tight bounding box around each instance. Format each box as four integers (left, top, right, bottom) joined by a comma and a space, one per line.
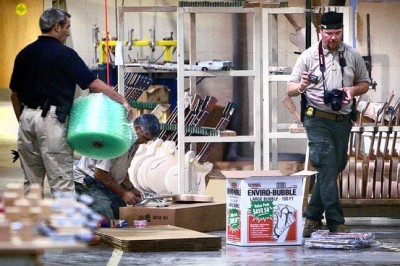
226, 174, 303, 246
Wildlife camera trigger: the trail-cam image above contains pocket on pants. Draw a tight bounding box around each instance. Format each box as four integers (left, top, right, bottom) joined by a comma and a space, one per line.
46, 114, 71, 154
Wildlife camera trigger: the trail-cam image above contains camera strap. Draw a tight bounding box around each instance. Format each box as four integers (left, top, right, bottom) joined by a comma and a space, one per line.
318, 41, 346, 93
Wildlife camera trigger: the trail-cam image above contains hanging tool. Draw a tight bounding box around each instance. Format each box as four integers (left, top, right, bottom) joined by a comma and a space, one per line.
363, 14, 377, 91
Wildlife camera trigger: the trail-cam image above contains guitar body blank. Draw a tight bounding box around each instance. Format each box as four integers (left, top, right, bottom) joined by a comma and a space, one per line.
192, 160, 213, 196
374, 157, 383, 199
128, 138, 163, 191
164, 151, 197, 194
382, 159, 391, 198
139, 140, 176, 194
341, 159, 350, 199
366, 158, 376, 199
355, 157, 364, 198
128, 143, 149, 192
348, 156, 357, 199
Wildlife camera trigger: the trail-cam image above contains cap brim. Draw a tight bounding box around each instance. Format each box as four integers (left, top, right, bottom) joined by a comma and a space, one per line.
321, 23, 344, 29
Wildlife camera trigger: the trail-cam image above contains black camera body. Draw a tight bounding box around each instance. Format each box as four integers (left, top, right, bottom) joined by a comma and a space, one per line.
309, 74, 319, 84
324, 88, 344, 111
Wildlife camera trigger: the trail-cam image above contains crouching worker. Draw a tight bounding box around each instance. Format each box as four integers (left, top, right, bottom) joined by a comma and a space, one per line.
73, 114, 160, 222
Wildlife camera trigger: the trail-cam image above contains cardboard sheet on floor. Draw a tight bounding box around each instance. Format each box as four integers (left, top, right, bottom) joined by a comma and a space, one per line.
94, 225, 222, 252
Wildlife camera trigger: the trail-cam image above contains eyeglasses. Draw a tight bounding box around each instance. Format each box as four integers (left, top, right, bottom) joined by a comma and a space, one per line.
139, 126, 155, 142
322, 29, 343, 37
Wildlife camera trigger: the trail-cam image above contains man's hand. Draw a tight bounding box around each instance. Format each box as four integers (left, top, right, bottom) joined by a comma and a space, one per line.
122, 190, 142, 206
340, 87, 353, 104
122, 100, 134, 121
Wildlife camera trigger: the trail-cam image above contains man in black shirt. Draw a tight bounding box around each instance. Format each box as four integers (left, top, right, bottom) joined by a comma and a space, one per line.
9, 7, 133, 196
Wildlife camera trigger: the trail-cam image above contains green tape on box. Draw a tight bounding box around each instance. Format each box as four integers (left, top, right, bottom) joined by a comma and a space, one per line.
67, 93, 135, 159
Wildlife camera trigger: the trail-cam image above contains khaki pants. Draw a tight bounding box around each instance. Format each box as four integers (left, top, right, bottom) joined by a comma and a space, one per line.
18, 106, 75, 195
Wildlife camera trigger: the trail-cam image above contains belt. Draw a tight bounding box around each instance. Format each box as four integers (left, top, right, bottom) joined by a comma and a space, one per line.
305, 106, 350, 122
23, 99, 60, 109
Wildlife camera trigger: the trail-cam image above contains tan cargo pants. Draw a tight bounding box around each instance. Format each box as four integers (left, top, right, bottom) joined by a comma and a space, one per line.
18, 106, 75, 196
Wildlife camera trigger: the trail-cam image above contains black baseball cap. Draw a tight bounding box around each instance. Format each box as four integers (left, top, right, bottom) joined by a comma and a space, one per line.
320, 11, 343, 29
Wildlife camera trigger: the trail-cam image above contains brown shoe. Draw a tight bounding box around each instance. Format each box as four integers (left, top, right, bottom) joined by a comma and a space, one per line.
330, 224, 351, 233
303, 218, 323, 237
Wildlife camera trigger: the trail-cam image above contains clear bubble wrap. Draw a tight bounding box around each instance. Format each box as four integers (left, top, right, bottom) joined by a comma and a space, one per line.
304, 231, 380, 249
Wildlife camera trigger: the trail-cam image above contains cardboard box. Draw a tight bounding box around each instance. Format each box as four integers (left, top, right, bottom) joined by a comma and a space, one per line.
223, 170, 306, 246
119, 201, 226, 232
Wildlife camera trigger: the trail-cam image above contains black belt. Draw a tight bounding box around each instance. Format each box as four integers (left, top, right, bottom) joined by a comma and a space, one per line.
23, 100, 60, 109
305, 106, 350, 122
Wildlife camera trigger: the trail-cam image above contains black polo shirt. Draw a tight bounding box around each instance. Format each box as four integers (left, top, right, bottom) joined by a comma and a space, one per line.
9, 36, 96, 107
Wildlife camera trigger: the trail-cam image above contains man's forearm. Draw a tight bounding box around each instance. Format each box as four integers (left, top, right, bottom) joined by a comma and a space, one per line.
88, 79, 128, 106
287, 82, 304, 97
10, 91, 22, 121
94, 168, 126, 198
347, 82, 369, 97
121, 175, 135, 190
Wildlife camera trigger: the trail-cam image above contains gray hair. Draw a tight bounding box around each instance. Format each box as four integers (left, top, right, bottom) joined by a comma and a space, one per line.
39, 8, 71, 33
134, 114, 161, 137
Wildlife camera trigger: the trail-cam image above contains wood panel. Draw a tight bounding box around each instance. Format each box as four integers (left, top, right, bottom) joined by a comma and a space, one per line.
0, 0, 42, 88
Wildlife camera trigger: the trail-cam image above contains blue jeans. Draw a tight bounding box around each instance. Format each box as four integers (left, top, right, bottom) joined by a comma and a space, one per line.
303, 115, 352, 229
83, 176, 126, 220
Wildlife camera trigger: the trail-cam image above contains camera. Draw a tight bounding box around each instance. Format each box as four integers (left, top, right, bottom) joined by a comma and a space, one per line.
309, 74, 319, 84
324, 88, 344, 111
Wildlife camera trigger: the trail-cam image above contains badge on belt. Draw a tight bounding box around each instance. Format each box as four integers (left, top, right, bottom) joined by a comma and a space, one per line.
306, 106, 314, 116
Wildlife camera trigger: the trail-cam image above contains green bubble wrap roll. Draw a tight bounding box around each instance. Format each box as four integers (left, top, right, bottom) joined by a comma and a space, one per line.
67, 93, 134, 159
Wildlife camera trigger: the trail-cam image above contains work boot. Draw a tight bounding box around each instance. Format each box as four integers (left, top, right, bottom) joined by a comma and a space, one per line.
330, 224, 351, 233
303, 218, 323, 237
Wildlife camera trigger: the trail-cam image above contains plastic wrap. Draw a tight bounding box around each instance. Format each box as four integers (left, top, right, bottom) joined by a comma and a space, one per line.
67, 93, 133, 159
304, 230, 379, 249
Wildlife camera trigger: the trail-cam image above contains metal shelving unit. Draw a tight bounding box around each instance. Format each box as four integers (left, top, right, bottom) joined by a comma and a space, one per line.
176, 6, 262, 193
117, 5, 262, 194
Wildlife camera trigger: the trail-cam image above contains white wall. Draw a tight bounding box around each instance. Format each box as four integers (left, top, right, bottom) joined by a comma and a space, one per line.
357, 1, 400, 103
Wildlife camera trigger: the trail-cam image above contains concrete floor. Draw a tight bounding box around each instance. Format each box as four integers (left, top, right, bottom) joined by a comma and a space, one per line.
1, 91, 400, 265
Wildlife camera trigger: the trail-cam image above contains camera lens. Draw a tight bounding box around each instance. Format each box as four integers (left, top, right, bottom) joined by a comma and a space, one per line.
324, 89, 344, 111
331, 98, 342, 111
309, 74, 319, 84
330, 89, 343, 111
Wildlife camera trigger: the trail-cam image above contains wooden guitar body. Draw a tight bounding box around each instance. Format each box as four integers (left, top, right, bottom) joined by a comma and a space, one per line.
366, 94, 393, 198
355, 154, 365, 199
355, 103, 370, 198
382, 130, 392, 199
390, 132, 399, 198
390, 155, 399, 198
374, 131, 384, 199
340, 164, 349, 198
366, 156, 376, 199
284, 13, 318, 52
348, 155, 357, 198
389, 97, 400, 198
347, 130, 356, 198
